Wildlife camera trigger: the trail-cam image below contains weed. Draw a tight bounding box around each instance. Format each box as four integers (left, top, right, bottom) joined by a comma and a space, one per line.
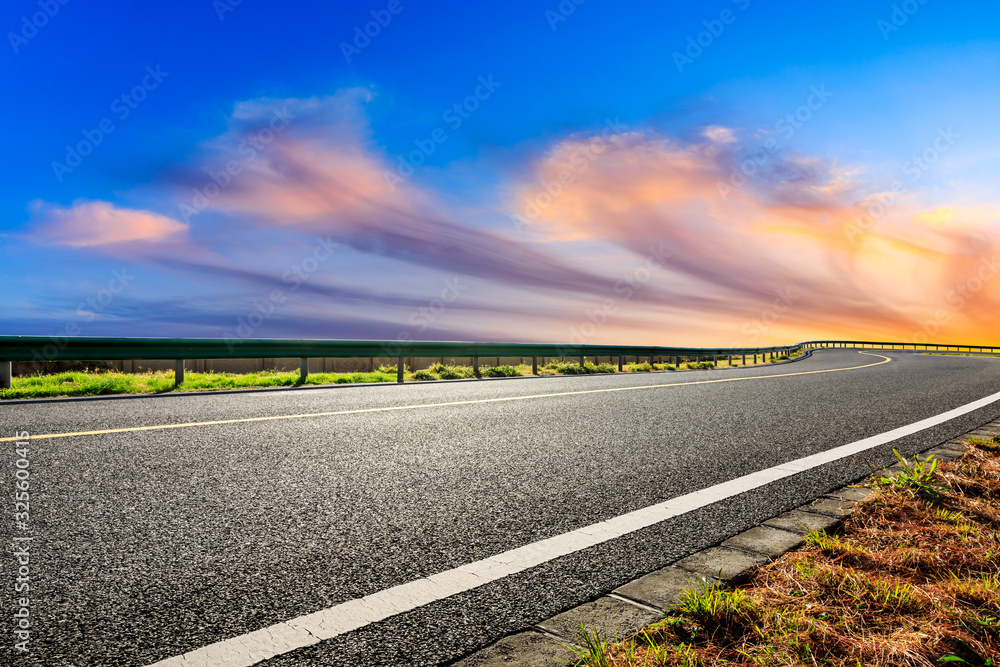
482, 365, 522, 377
436, 365, 475, 379
547, 361, 615, 375
967, 436, 1000, 454
562, 625, 612, 667
625, 362, 653, 373
874, 448, 944, 501
676, 580, 758, 625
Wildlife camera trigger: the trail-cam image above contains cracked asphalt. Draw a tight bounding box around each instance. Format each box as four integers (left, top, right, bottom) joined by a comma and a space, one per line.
3, 349, 1000, 666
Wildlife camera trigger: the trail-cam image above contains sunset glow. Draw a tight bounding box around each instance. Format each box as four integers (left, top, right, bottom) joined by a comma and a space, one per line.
3, 2, 998, 346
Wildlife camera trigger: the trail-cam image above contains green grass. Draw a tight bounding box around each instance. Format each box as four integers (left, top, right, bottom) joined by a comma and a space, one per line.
2, 350, 809, 400
545, 361, 616, 375
873, 448, 944, 501
0, 368, 398, 400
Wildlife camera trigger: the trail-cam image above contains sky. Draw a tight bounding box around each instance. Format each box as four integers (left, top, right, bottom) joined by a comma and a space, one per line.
2, 0, 999, 347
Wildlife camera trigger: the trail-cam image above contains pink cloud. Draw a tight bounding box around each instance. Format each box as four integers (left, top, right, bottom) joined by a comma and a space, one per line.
30, 200, 187, 247
167, 92, 646, 300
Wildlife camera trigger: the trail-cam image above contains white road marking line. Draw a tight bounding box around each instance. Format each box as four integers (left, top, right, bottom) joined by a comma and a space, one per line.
1, 353, 890, 443
147, 368, 1000, 667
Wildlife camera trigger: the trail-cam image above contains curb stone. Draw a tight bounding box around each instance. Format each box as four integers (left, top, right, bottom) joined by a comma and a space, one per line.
449, 417, 999, 666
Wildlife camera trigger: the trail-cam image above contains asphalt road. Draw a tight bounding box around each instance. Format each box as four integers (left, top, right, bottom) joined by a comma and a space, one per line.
3, 349, 1000, 666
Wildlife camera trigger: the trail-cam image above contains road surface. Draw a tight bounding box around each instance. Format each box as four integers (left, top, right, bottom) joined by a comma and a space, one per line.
3, 349, 1000, 666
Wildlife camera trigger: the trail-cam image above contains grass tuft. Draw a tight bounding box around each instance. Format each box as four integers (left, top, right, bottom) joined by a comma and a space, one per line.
874, 448, 944, 501
482, 364, 522, 377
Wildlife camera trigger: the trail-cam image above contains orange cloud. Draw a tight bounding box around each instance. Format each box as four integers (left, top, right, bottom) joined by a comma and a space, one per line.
30, 200, 187, 247
508, 128, 1000, 345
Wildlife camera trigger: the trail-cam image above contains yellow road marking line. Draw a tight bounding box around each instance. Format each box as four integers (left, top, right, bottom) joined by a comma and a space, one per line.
0, 352, 891, 442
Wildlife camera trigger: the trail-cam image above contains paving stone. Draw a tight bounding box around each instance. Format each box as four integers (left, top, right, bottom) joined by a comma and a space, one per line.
722, 525, 805, 558
452, 631, 574, 666
823, 486, 872, 502
922, 447, 964, 463
614, 566, 718, 610
535, 596, 662, 642
935, 442, 968, 452
799, 497, 856, 518
673, 546, 770, 583
763, 510, 841, 535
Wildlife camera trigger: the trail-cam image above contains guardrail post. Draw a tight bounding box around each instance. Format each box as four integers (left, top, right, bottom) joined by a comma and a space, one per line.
647, 354, 653, 366
1, 362, 11, 389
741, 354, 745, 366
473, 356, 479, 376
174, 359, 185, 385
579, 355, 585, 368
532, 357, 538, 375
753, 353, 757, 364
397, 356, 404, 383
300, 357, 308, 382
617, 356, 623, 372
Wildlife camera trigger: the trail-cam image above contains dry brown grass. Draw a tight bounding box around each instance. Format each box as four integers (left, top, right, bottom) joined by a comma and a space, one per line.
574, 438, 1000, 666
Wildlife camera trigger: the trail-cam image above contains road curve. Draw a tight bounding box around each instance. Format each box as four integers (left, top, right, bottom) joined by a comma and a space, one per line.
3, 349, 1000, 666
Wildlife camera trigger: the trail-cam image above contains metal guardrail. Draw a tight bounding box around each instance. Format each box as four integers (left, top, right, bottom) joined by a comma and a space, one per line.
0, 336, 803, 388
2, 336, 996, 389
804, 340, 1000, 354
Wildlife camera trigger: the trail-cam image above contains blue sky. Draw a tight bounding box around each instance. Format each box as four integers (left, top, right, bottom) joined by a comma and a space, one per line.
3, 1, 999, 345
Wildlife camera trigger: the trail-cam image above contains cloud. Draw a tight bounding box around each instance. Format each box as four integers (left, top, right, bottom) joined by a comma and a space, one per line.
16, 90, 1000, 346
703, 125, 737, 144
28, 200, 187, 247
509, 128, 1000, 344
166, 90, 662, 302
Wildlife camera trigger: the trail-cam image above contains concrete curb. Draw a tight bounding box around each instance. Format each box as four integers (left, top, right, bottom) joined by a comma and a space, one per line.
449, 417, 1000, 666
